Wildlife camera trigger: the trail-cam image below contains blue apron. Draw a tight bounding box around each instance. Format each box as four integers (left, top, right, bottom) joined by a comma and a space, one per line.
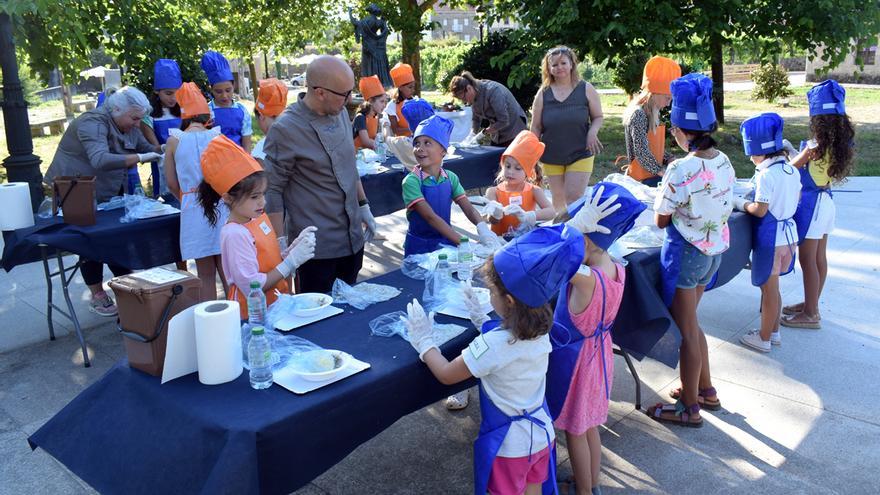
150, 117, 182, 198
659, 224, 720, 307
212, 105, 245, 146
546, 270, 612, 421
126, 168, 142, 195
473, 321, 558, 495
792, 141, 833, 245
404, 169, 454, 256
750, 159, 797, 287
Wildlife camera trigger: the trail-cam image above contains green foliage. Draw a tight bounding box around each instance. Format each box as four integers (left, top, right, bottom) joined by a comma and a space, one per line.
609, 52, 648, 95
419, 40, 471, 90
578, 58, 614, 89
751, 63, 794, 102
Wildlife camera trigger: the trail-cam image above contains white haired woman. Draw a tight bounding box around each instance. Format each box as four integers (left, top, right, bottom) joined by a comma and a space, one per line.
44, 86, 163, 317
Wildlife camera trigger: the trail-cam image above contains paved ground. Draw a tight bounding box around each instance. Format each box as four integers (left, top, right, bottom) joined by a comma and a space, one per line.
1, 178, 878, 494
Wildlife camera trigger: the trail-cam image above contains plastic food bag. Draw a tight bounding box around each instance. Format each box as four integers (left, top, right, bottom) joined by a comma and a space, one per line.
603, 172, 658, 204
332, 278, 401, 310
369, 310, 468, 346
120, 194, 176, 222
241, 322, 322, 370
617, 225, 665, 249
264, 293, 298, 332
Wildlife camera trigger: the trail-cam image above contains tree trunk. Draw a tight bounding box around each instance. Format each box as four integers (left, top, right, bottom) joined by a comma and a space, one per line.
710, 34, 724, 125
58, 68, 75, 122
248, 58, 259, 102
400, 29, 421, 94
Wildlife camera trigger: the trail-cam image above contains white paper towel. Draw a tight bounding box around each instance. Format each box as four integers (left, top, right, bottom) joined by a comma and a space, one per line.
161, 306, 198, 384
0, 183, 34, 231
194, 301, 243, 385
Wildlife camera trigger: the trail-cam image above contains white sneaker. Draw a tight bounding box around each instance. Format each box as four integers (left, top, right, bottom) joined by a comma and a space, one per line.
740, 330, 771, 353
770, 331, 781, 346
445, 390, 469, 410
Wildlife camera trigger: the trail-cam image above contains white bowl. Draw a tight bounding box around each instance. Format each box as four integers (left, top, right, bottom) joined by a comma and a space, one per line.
294, 350, 350, 382
289, 293, 333, 317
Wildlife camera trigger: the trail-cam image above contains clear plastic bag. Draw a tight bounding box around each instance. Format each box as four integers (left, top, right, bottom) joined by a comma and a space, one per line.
120, 194, 175, 223
264, 293, 297, 332
241, 322, 322, 370
368, 311, 468, 346
331, 278, 401, 310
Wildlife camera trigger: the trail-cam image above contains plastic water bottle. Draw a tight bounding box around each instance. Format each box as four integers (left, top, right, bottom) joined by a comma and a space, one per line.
247, 326, 273, 389
247, 281, 267, 325
434, 254, 453, 299
375, 130, 387, 162
458, 237, 473, 282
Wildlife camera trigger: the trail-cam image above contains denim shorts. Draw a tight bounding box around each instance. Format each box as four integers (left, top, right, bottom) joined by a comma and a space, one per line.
676, 242, 723, 289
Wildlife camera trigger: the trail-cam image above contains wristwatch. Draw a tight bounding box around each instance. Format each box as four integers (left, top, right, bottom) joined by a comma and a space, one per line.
358, 198, 369, 207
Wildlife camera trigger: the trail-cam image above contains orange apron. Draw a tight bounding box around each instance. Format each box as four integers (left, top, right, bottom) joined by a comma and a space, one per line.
354, 115, 379, 149
491, 183, 536, 236
395, 101, 412, 137
626, 124, 666, 181
227, 213, 290, 320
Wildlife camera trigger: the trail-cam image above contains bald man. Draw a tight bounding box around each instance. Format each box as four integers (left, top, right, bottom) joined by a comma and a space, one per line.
264, 55, 377, 293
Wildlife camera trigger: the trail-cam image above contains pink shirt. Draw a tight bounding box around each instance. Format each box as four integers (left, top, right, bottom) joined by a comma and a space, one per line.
221, 222, 267, 293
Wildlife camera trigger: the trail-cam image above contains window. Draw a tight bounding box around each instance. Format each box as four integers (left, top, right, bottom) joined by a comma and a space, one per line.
464, 34, 471, 42
443, 19, 447, 26
452, 18, 459, 27
856, 38, 877, 65
464, 18, 469, 26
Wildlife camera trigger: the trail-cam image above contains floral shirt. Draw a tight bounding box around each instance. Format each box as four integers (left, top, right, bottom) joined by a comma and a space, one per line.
653, 151, 736, 255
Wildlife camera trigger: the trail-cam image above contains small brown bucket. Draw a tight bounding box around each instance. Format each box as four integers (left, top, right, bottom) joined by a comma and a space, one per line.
52, 175, 97, 226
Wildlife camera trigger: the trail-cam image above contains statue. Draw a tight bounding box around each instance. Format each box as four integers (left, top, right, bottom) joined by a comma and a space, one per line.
349, 4, 393, 88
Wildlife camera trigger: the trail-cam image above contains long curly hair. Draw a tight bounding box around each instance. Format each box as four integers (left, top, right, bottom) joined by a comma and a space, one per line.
811, 114, 855, 182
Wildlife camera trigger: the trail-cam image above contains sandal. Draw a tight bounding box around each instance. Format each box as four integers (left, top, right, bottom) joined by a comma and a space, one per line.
647, 400, 703, 428
668, 386, 721, 411
780, 313, 821, 330
783, 302, 820, 320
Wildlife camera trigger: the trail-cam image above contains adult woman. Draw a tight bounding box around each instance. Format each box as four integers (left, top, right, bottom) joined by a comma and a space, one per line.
530, 46, 604, 212
623, 56, 682, 187
44, 86, 161, 317
448, 71, 528, 147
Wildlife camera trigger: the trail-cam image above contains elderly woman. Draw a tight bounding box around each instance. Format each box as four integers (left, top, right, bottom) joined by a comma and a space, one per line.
44, 86, 162, 317
449, 71, 528, 147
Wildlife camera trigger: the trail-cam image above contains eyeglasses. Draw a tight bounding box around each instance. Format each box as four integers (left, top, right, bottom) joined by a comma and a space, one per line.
312, 86, 353, 99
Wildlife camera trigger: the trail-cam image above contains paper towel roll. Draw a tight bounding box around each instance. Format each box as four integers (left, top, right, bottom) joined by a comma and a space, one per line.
0, 183, 34, 231
194, 301, 243, 385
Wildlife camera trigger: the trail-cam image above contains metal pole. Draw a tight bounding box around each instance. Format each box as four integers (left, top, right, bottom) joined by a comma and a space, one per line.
0, 13, 44, 211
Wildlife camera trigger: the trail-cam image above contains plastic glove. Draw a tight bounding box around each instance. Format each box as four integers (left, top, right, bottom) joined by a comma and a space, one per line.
504, 204, 537, 227
732, 196, 749, 212
359, 204, 377, 243
476, 222, 501, 249
137, 152, 162, 163
283, 226, 317, 257
401, 299, 438, 361
484, 200, 504, 220
781, 139, 797, 157
566, 185, 621, 234
160, 143, 168, 153
276, 235, 315, 277
463, 281, 490, 330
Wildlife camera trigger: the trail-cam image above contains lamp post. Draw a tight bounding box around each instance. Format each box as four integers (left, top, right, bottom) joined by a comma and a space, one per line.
1, 13, 44, 211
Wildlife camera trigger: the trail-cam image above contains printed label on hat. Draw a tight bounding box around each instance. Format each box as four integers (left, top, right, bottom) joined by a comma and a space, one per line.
508, 195, 523, 206
258, 102, 265, 109
685, 112, 698, 120
259, 221, 271, 235
822, 103, 836, 109
468, 334, 490, 359
761, 141, 776, 149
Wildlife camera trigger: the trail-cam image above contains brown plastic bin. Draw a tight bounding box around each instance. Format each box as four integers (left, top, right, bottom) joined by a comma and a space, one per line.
109, 269, 201, 376
52, 175, 97, 226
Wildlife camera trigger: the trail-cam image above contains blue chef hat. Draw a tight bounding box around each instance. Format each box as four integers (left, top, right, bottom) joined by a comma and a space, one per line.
493, 224, 585, 308
153, 59, 182, 90
807, 79, 846, 116
402, 98, 435, 132
200, 51, 233, 86
568, 182, 646, 251
413, 115, 454, 150
740, 113, 784, 156
670, 73, 716, 131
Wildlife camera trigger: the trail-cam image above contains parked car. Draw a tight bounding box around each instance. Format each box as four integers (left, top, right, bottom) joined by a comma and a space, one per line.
290, 74, 306, 87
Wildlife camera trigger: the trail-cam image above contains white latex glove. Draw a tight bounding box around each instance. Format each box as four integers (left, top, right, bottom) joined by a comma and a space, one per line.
137, 152, 162, 163
806, 139, 819, 150
504, 204, 537, 227
160, 143, 168, 153
732, 196, 749, 212
283, 226, 317, 257
401, 299, 438, 361
463, 281, 490, 330
781, 139, 797, 157
276, 235, 315, 277
566, 185, 621, 234
359, 204, 377, 243
484, 200, 504, 220
476, 222, 501, 249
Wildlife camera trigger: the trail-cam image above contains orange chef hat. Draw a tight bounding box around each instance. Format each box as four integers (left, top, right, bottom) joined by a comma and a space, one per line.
359, 75, 385, 100
256, 78, 288, 117
201, 134, 263, 194
641, 56, 681, 95
501, 131, 545, 179
390, 63, 414, 87
176, 82, 210, 119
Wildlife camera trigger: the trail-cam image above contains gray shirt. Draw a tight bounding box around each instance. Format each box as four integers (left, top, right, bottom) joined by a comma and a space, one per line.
538, 80, 591, 165
471, 80, 528, 145
44, 106, 155, 201
264, 94, 365, 259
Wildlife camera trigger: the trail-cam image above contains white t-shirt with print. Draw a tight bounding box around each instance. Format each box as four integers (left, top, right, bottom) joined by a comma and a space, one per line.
461, 328, 555, 458
654, 151, 736, 255
751, 158, 802, 246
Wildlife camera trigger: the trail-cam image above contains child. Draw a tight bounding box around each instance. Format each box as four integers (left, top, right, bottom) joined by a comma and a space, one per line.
200, 51, 253, 152
403, 221, 589, 495
650, 73, 735, 426
139, 59, 183, 198
354, 75, 388, 150
735, 113, 801, 352
483, 130, 555, 239
402, 114, 499, 257
197, 134, 317, 319
387, 62, 417, 136
251, 78, 288, 162
547, 183, 645, 495
781, 80, 854, 329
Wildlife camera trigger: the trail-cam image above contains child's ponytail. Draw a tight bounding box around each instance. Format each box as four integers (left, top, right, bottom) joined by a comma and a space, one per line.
811, 114, 855, 181
197, 180, 223, 227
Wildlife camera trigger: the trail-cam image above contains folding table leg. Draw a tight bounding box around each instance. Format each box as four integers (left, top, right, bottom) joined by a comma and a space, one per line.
40, 246, 56, 341
38, 245, 90, 367
613, 347, 642, 411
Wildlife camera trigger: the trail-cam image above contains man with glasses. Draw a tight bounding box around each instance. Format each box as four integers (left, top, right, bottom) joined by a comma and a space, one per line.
264, 55, 377, 293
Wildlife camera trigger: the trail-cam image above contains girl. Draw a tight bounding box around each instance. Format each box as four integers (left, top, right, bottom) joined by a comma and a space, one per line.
483, 130, 555, 239
387, 62, 417, 137
252, 78, 288, 162
650, 73, 735, 426
200, 50, 253, 153
353, 75, 388, 150
781, 80, 855, 330
402, 114, 499, 257
403, 220, 589, 495
547, 183, 644, 495
197, 134, 317, 319
622, 56, 681, 187
530, 46, 605, 212
139, 59, 183, 198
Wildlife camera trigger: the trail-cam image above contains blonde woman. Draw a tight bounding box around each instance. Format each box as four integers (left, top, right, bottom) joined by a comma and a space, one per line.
622, 56, 682, 186
530, 46, 604, 211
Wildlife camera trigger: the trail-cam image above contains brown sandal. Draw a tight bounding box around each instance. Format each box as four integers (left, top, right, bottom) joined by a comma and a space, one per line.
780, 313, 821, 329
647, 401, 703, 428
668, 386, 721, 411
782, 302, 803, 316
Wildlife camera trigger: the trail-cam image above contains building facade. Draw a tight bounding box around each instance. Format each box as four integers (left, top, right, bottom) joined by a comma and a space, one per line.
806, 35, 880, 83
426, 5, 518, 42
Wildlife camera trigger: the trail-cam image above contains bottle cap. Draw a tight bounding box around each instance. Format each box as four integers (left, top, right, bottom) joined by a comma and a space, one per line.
438, 254, 447, 260
251, 326, 265, 335
460, 237, 469, 243
250, 281, 261, 289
